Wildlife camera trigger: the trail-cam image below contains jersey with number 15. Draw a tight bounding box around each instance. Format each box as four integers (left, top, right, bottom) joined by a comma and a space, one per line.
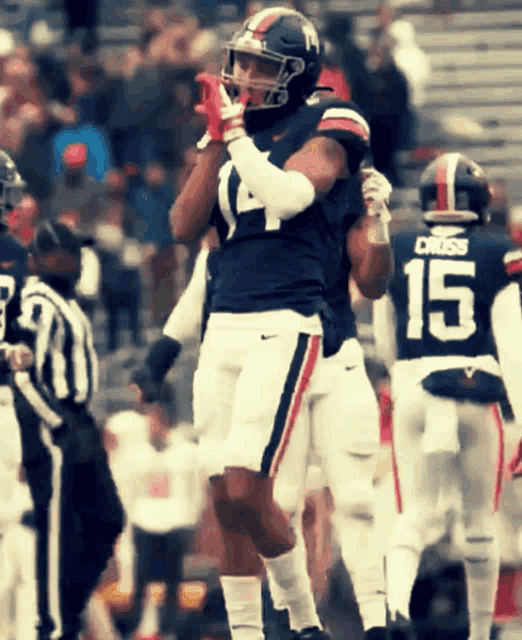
389, 227, 522, 361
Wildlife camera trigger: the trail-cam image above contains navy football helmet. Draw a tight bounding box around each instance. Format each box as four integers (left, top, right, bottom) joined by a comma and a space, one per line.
0, 149, 25, 230
222, 7, 322, 129
420, 152, 490, 225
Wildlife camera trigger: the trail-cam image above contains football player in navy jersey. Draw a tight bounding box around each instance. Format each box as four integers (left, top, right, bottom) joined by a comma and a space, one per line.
373, 153, 522, 640
0, 149, 33, 457
137, 169, 393, 640
170, 7, 393, 640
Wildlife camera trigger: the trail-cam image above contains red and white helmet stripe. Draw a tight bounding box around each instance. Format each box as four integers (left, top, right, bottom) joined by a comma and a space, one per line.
425, 152, 479, 223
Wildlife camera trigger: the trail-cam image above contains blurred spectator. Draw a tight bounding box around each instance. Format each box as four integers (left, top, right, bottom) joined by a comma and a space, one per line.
49, 53, 113, 183
106, 45, 167, 171
388, 18, 431, 152
321, 14, 375, 118
100, 167, 128, 229
388, 19, 430, 111
8, 192, 40, 246
508, 205, 522, 247
365, 25, 411, 186
146, 12, 213, 171
318, 38, 351, 102
0, 44, 48, 156
110, 383, 201, 640
67, 47, 113, 128
62, 0, 101, 54
95, 220, 144, 352
127, 162, 176, 326
16, 103, 67, 211
50, 141, 108, 231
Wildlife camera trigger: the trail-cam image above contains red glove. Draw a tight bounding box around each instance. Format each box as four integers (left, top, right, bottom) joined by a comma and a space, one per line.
195, 73, 248, 148
507, 437, 522, 478
195, 73, 224, 143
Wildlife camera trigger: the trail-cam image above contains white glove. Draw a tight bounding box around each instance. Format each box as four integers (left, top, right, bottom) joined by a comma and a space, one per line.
361, 168, 393, 245
219, 85, 248, 144
361, 168, 393, 206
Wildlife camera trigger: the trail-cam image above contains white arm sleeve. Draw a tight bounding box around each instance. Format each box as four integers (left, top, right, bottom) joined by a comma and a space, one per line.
491, 281, 522, 423
227, 136, 316, 221
162, 248, 209, 344
373, 293, 397, 373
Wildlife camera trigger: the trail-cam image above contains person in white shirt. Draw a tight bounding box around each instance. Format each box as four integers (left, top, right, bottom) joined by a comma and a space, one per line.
110, 383, 201, 638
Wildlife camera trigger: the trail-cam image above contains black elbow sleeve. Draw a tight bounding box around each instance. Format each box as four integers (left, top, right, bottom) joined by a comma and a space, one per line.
130, 336, 182, 402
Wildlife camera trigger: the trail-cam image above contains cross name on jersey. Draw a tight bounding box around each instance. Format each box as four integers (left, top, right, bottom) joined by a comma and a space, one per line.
414, 237, 469, 257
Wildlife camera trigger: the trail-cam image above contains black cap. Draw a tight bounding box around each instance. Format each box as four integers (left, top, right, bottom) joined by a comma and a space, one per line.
31, 221, 84, 257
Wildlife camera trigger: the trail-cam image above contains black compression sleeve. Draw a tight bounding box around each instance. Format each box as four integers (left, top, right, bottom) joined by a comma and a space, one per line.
145, 335, 182, 383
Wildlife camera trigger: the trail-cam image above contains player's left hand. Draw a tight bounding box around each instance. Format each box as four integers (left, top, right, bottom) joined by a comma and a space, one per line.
5, 343, 34, 371
507, 436, 522, 479
195, 73, 225, 145
361, 168, 393, 208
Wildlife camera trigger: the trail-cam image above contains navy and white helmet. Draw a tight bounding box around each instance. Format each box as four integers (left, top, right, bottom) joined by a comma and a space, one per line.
0, 149, 25, 229
222, 6, 322, 113
419, 152, 490, 225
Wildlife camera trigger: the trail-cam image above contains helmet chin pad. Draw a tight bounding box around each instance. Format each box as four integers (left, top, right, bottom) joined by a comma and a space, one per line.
222, 47, 306, 111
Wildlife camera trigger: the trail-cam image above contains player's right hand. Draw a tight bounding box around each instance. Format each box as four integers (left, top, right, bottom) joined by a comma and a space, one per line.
195, 73, 225, 144
195, 73, 249, 148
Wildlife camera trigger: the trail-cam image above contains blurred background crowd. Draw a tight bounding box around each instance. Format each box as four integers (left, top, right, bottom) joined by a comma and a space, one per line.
1, 0, 522, 639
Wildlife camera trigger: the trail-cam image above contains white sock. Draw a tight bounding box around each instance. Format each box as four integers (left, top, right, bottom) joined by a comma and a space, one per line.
220, 575, 264, 640
267, 516, 308, 611
464, 534, 500, 640
337, 512, 387, 630
262, 546, 322, 632
386, 546, 422, 620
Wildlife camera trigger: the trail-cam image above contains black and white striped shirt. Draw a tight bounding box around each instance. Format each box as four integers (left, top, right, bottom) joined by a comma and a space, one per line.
14, 278, 98, 429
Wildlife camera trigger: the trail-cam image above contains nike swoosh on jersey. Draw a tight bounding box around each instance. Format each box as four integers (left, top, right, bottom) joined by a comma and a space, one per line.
261, 334, 278, 340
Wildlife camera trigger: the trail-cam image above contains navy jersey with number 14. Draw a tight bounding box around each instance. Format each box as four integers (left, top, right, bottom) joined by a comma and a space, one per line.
209, 98, 370, 321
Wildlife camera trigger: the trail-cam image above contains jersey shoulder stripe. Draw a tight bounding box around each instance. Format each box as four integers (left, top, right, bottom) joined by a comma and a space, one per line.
317, 106, 370, 142
503, 248, 522, 276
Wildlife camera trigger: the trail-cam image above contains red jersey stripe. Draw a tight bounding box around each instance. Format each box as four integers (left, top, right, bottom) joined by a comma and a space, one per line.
317, 117, 369, 142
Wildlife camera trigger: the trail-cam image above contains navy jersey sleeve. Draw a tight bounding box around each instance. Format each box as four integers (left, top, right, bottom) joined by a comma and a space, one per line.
312, 101, 370, 175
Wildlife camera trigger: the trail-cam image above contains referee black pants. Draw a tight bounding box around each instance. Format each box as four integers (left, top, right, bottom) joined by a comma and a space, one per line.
14, 390, 125, 640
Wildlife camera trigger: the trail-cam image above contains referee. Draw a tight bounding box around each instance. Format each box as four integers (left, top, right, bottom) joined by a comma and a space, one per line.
11, 221, 124, 640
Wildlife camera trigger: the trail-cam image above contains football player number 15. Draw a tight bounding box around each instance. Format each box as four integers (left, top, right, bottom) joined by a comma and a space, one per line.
404, 258, 477, 341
